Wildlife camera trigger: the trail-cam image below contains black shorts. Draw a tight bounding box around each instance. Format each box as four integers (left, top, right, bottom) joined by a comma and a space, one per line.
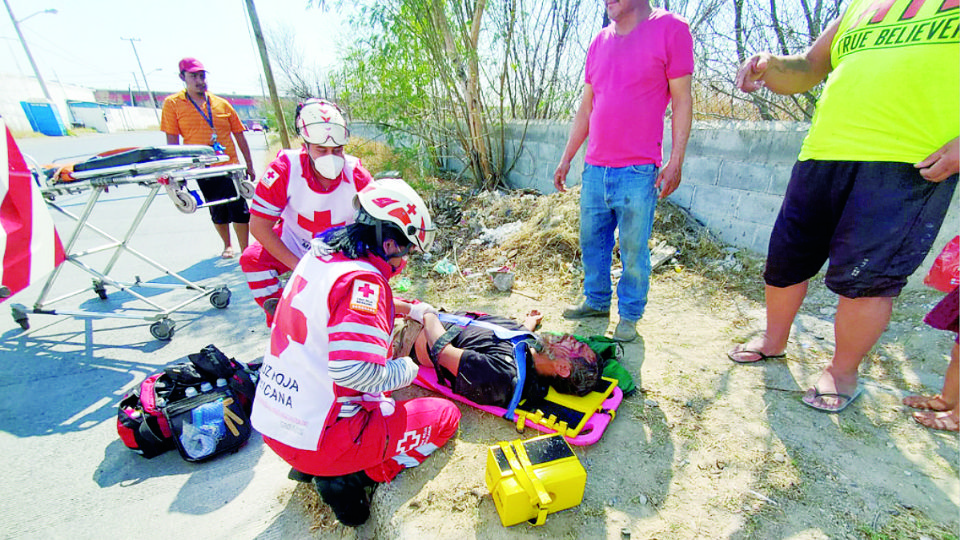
209, 198, 250, 225
764, 160, 958, 298
443, 347, 518, 407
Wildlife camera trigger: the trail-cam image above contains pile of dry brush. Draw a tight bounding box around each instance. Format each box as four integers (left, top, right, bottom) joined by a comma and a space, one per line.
416, 184, 764, 300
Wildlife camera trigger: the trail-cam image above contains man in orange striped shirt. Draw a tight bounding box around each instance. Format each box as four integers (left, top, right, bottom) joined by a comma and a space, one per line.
161, 57, 256, 259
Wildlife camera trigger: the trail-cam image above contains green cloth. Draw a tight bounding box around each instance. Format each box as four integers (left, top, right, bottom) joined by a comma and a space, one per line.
571, 334, 637, 396
602, 358, 636, 396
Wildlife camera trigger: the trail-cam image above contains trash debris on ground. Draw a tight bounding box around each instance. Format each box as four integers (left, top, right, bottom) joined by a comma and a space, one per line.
417, 183, 765, 300
486, 266, 515, 292
433, 259, 459, 275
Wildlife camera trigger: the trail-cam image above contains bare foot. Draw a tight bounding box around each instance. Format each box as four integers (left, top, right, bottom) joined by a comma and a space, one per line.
912, 410, 959, 432
221, 246, 235, 259
902, 394, 954, 411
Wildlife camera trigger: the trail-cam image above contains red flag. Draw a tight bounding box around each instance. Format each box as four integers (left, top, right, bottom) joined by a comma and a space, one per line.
0, 119, 65, 302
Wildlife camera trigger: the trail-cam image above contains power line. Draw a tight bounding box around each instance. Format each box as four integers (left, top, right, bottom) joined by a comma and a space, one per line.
121, 36, 160, 121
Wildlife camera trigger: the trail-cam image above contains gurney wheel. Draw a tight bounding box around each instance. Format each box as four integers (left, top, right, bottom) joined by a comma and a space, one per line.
209, 286, 231, 309
238, 180, 255, 199
173, 191, 197, 214
12, 309, 29, 331
93, 280, 108, 300
150, 319, 175, 341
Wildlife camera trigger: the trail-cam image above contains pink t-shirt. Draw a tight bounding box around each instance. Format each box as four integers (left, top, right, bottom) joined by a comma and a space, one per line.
585, 9, 694, 167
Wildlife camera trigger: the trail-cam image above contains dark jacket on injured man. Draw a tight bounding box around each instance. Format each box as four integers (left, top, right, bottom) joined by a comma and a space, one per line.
412, 313, 550, 407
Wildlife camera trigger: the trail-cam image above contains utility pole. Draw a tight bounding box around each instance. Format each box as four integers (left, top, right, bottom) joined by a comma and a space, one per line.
121, 37, 160, 121
3, 0, 53, 102
244, 0, 291, 148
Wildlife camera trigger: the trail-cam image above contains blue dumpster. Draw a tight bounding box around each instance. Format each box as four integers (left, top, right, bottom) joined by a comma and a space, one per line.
20, 101, 67, 136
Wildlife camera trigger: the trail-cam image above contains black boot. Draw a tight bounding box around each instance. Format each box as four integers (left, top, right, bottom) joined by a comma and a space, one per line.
287, 467, 314, 483
312, 471, 379, 527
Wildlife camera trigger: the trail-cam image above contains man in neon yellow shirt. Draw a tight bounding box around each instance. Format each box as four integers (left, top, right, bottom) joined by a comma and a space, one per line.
727, 0, 959, 414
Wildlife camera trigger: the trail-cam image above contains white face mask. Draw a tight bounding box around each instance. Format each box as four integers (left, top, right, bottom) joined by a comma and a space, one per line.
313, 154, 345, 179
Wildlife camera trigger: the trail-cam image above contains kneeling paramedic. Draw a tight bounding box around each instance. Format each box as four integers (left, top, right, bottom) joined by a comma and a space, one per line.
251, 178, 461, 527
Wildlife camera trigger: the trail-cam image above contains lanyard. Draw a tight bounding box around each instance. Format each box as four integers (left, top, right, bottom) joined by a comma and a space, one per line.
186, 92, 213, 128
185, 92, 224, 152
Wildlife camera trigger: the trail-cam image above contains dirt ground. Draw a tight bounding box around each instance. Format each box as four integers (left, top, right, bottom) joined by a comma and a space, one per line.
287, 187, 958, 540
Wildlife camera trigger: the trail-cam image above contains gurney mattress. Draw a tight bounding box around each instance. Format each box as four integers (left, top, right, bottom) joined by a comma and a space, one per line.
72, 145, 216, 173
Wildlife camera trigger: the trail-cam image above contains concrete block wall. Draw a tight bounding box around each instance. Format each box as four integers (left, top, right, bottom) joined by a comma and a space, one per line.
667, 121, 808, 255
353, 120, 959, 281
501, 120, 810, 256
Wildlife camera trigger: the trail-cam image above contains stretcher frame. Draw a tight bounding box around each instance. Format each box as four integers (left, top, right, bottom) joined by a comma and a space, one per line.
415, 366, 623, 446
11, 149, 254, 341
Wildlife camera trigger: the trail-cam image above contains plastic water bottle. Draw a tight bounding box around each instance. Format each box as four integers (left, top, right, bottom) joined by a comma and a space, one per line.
180, 421, 218, 459
192, 400, 226, 439
184, 387, 198, 398
180, 400, 225, 459
200, 382, 213, 393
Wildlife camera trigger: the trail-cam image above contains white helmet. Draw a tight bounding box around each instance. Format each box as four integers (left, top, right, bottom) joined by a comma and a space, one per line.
295, 99, 349, 146
355, 178, 435, 253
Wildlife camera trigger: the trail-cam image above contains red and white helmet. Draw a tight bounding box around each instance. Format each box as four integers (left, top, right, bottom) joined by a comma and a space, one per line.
355, 178, 435, 253
295, 99, 348, 147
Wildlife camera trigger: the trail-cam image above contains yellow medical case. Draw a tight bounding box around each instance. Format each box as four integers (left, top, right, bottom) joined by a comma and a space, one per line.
484, 433, 586, 526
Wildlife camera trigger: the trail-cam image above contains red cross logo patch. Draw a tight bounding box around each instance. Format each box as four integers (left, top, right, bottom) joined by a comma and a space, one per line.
349, 280, 381, 314
261, 168, 280, 188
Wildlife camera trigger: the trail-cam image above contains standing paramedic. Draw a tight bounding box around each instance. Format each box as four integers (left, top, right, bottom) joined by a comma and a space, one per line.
239, 99, 372, 326
161, 57, 256, 259
727, 0, 959, 413
553, 0, 694, 342
251, 178, 461, 527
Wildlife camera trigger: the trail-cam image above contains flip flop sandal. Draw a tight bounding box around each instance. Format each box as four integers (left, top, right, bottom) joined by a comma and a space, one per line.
913, 411, 960, 432
902, 394, 952, 411
727, 347, 786, 364
802, 385, 863, 413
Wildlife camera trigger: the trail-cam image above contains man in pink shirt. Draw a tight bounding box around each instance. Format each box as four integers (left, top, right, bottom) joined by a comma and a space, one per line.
554, 0, 694, 342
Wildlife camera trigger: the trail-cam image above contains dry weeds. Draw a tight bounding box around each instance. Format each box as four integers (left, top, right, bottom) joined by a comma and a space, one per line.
290, 141, 958, 540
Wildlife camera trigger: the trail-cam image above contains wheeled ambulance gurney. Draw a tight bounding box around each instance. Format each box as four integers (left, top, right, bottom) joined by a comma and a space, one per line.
11, 145, 255, 341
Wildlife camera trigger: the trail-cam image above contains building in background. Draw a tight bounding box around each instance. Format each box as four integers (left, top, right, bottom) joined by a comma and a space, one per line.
0, 75, 268, 136
94, 89, 263, 124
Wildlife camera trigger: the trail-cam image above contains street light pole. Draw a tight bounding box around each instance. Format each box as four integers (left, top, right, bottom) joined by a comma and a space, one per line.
121, 37, 160, 121
2, 0, 55, 102
244, 0, 291, 148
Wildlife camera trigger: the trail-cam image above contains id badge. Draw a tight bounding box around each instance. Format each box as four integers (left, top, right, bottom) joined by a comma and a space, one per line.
212, 141, 225, 154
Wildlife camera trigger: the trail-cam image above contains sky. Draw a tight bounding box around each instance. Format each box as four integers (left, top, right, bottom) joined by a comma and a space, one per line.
0, 0, 349, 97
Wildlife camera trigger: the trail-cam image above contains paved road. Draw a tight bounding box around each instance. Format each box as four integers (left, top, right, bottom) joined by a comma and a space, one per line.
17, 130, 272, 170
0, 132, 314, 539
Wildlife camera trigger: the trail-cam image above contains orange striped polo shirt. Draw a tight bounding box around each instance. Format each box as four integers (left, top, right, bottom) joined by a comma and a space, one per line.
160, 90, 245, 165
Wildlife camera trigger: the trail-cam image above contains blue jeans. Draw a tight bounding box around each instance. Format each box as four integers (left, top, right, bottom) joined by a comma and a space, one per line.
579, 163, 658, 321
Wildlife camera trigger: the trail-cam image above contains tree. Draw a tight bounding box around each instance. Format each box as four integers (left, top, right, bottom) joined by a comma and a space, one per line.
302, 0, 845, 192
313, 0, 603, 190
264, 22, 327, 101
692, 0, 845, 120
